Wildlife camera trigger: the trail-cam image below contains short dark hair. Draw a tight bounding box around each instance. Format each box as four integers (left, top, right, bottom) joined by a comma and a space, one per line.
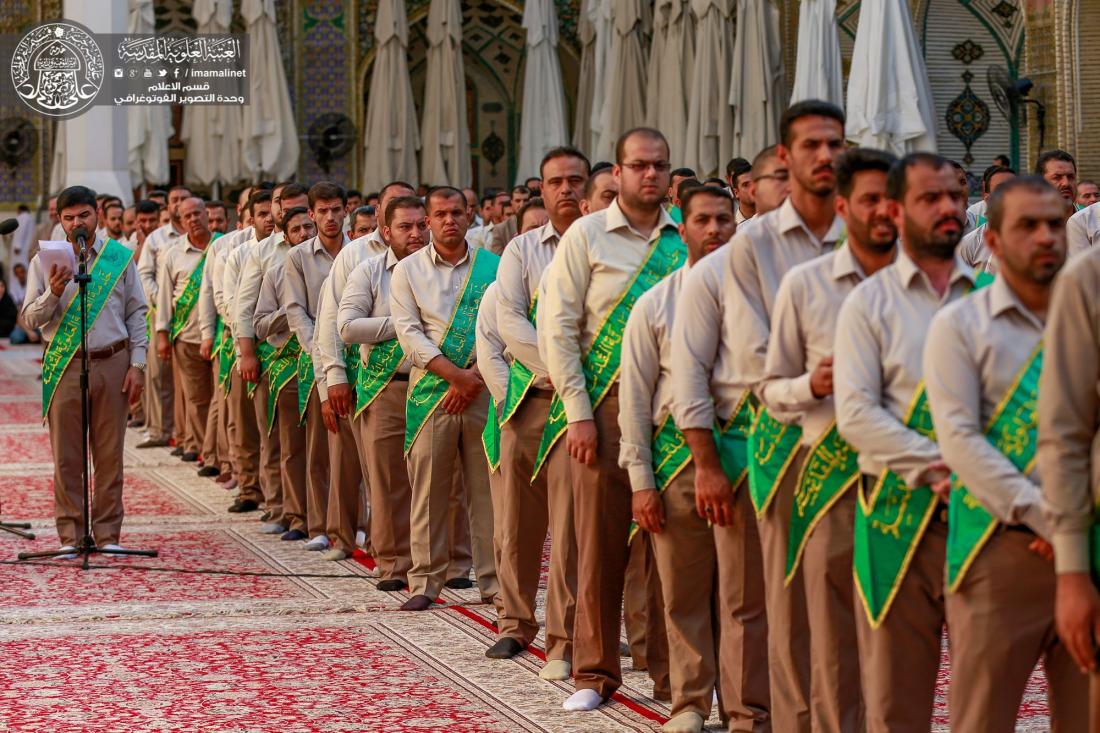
614, 127, 669, 165
57, 185, 98, 212
168, 185, 192, 197
148, 189, 168, 199
524, 176, 541, 186
1035, 149, 1076, 176
384, 195, 426, 226
540, 146, 591, 179
993, 154, 1012, 167
671, 167, 697, 179
346, 188, 363, 200
517, 197, 546, 229
308, 181, 347, 209
280, 182, 309, 202
886, 152, 953, 201
780, 99, 846, 147
281, 205, 310, 230
681, 185, 735, 219
751, 145, 782, 176
982, 165, 1016, 193
1079, 179, 1099, 190
835, 148, 898, 198
676, 178, 702, 202
480, 194, 494, 207
704, 177, 728, 188
726, 157, 752, 180
426, 186, 466, 214
512, 184, 531, 196
205, 200, 227, 214
583, 166, 615, 198
986, 175, 1060, 232
379, 181, 416, 202
350, 205, 376, 226
135, 199, 160, 216
248, 189, 273, 216
591, 161, 613, 174
104, 201, 124, 216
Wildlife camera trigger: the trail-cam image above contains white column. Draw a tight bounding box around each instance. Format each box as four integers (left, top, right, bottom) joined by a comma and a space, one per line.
61, 0, 133, 204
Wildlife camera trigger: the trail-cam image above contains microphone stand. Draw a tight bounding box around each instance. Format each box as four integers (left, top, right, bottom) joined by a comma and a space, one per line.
19, 231, 157, 569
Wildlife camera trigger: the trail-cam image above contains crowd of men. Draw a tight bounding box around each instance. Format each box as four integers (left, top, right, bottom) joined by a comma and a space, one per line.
19, 98, 1100, 733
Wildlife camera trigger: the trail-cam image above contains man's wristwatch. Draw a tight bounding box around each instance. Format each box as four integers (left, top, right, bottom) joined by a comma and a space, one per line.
131, 362, 147, 372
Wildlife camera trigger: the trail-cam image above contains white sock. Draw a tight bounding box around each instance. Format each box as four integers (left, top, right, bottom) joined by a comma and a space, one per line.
563, 688, 602, 711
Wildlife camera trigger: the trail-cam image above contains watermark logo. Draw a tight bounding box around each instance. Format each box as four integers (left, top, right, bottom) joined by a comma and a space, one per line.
10, 22, 104, 118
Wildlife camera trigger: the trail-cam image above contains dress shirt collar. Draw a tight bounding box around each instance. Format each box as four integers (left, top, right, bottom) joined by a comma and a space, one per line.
605, 198, 677, 238
384, 247, 400, 271
831, 242, 897, 282
989, 273, 1044, 329
182, 234, 212, 254
776, 197, 846, 247
539, 221, 563, 244
309, 233, 350, 258
895, 246, 975, 291
428, 240, 472, 267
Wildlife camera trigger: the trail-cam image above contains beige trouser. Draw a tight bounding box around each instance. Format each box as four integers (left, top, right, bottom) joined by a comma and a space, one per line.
130, 384, 145, 423
359, 379, 412, 579
856, 480, 946, 733
252, 377, 282, 522
228, 369, 262, 503
172, 352, 186, 447
495, 390, 577, 661
1092, 673, 1100, 732
572, 390, 635, 699
173, 340, 211, 454
715, 481, 771, 732
145, 328, 174, 440
447, 471, 475, 580
624, 539, 649, 667
348, 403, 373, 552
200, 358, 231, 472
274, 379, 308, 533
757, 448, 811, 733
214, 366, 232, 473
802, 488, 863, 733
49, 348, 129, 546
651, 467, 720, 719
406, 391, 498, 601
947, 529, 1087, 732
635, 533, 670, 698
326, 411, 362, 554
303, 389, 330, 538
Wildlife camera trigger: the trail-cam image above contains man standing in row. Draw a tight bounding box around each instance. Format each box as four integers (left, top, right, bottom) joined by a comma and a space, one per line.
487, 148, 588, 678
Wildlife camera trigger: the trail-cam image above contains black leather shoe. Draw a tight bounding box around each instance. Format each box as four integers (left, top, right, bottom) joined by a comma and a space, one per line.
197, 465, 220, 478
259, 511, 271, 522
377, 578, 407, 592
170, 446, 184, 456
181, 451, 200, 462
444, 577, 474, 589
485, 637, 525, 659
227, 499, 260, 513
281, 529, 308, 541
400, 594, 434, 611
136, 437, 169, 449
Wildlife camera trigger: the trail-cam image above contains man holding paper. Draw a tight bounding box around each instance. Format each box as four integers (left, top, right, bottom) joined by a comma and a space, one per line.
22, 185, 148, 556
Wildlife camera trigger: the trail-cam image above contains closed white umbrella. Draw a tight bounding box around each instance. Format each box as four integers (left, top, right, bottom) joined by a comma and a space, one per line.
362, 0, 419, 192
790, 0, 843, 106
729, 0, 785, 158
645, 0, 694, 164
127, 0, 172, 186
50, 121, 66, 194
683, 0, 734, 176
572, 0, 598, 157
515, 0, 570, 184
594, 0, 650, 162
180, 0, 243, 187
845, 0, 937, 154
240, 0, 300, 181
419, 0, 470, 187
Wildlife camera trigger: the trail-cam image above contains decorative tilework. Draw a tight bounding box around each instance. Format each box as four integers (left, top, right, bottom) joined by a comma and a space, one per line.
301, 0, 350, 183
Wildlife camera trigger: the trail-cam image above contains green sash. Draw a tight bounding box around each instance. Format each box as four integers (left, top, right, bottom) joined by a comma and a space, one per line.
297, 349, 316, 424
247, 340, 276, 398
532, 227, 687, 479
265, 334, 301, 435
483, 398, 501, 472
354, 339, 405, 417
499, 296, 539, 427
403, 248, 500, 454
168, 250, 208, 341
41, 238, 134, 418
945, 343, 1042, 592
747, 408, 804, 517
853, 386, 939, 628
785, 422, 859, 584
212, 317, 225, 358
216, 320, 235, 390
669, 205, 683, 224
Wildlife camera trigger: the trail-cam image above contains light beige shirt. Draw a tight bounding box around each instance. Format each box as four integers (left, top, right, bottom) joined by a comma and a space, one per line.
234, 229, 287, 339
136, 222, 185, 302
253, 260, 291, 348
197, 229, 243, 341
475, 282, 511, 405
957, 223, 997, 275
213, 227, 252, 323
1038, 245, 1100, 574
619, 265, 688, 492
155, 236, 212, 344
761, 245, 881, 446
390, 241, 483, 379
1065, 203, 1099, 259
23, 236, 149, 364
317, 229, 387, 386
282, 234, 345, 356
924, 275, 1049, 538
221, 234, 259, 344
834, 248, 978, 485
467, 222, 494, 251
495, 221, 560, 389
540, 199, 678, 422
337, 248, 410, 376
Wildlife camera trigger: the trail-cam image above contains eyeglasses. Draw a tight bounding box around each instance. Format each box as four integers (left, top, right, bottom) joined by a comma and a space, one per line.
753, 171, 790, 183
620, 161, 672, 173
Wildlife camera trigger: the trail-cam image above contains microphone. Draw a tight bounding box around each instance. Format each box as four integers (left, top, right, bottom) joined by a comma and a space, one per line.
71, 225, 90, 265
0, 218, 17, 235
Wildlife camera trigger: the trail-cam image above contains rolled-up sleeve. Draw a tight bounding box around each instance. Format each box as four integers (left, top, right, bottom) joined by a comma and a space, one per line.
541, 229, 594, 422
390, 258, 443, 368
670, 262, 720, 430
20, 256, 62, 331
1038, 254, 1100, 574
618, 298, 661, 492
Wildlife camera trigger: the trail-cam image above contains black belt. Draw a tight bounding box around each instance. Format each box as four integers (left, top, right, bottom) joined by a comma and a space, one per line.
391, 373, 409, 382
529, 387, 554, 399
74, 339, 129, 361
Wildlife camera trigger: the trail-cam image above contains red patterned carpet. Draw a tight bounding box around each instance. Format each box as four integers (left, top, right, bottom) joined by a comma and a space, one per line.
0, 344, 1053, 731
